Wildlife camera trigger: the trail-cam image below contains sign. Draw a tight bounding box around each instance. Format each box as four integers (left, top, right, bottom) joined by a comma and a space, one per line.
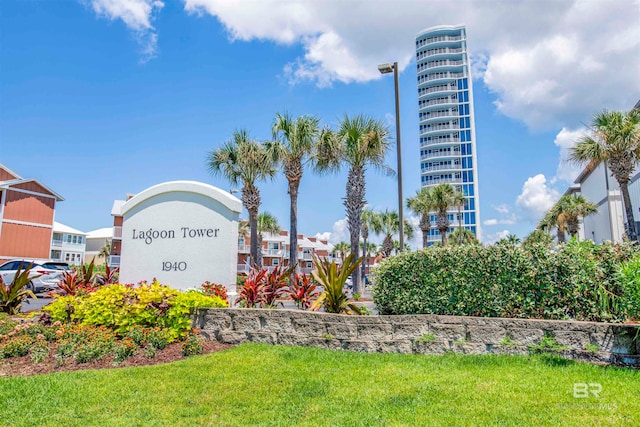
117, 181, 242, 289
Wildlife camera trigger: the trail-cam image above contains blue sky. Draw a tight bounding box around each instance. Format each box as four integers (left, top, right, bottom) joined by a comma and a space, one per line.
1, 0, 638, 246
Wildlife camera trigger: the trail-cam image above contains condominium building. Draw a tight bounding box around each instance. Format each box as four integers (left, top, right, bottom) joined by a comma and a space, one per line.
50, 222, 86, 265
0, 163, 64, 262
237, 231, 339, 274
416, 25, 481, 243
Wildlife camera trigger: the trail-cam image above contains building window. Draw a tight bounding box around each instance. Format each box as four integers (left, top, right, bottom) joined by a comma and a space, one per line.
272, 259, 279, 266
67, 235, 72, 243
306, 262, 312, 269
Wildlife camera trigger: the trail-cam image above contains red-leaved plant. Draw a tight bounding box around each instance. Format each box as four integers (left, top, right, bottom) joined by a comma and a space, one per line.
260, 265, 295, 308
235, 269, 267, 308
96, 265, 119, 286
201, 281, 228, 302
287, 273, 319, 310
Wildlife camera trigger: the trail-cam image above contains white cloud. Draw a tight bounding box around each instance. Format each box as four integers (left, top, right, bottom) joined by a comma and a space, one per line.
315, 218, 349, 245
553, 127, 588, 183
85, 0, 164, 61
516, 174, 560, 222
484, 229, 511, 244
483, 217, 516, 226
182, 0, 639, 127
493, 204, 510, 214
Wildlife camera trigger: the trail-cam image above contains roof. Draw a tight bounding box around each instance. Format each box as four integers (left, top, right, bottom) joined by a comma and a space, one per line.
53, 221, 86, 235
111, 199, 125, 216
0, 163, 22, 180
86, 227, 113, 239
0, 177, 64, 201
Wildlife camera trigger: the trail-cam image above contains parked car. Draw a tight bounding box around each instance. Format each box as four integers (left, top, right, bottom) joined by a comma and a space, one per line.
0, 259, 65, 292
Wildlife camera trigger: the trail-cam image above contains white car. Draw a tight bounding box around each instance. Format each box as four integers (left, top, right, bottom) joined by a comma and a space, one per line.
0, 259, 66, 293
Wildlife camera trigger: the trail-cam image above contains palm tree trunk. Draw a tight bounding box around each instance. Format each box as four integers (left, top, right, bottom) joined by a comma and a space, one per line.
345, 166, 365, 294
567, 219, 579, 238
257, 234, 263, 269
437, 214, 449, 246
557, 228, 566, 244
620, 183, 638, 241
242, 184, 261, 268
286, 160, 303, 270
420, 214, 430, 249
382, 235, 393, 257
361, 234, 368, 280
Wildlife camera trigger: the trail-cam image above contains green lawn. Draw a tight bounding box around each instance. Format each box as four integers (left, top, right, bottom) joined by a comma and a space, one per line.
1, 343, 638, 427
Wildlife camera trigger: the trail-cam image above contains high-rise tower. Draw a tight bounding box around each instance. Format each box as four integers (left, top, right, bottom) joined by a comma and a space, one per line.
416, 25, 480, 244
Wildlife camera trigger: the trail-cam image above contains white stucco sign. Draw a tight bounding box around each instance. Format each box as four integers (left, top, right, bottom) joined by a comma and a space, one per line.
118, 181, 242, 289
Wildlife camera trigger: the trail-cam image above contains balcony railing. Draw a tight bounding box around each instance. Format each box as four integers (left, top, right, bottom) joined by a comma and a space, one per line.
424, 177, 463, 185
238, 245, 250, 253
109, 255, 121, 267
416, 47, 464, 61
421, 150, 461, 160
419, 110, 458, 121
416, 35, 462, 49
421, 124, 459, 132
264, 248, 283, 256
113, 226, 122, 239
418, 72, 465, 85
237, 264, 251, 274
51, 239, 63, 247
419, 97, 457, 108
421, 138, 461, 147
422, 164, 462, 172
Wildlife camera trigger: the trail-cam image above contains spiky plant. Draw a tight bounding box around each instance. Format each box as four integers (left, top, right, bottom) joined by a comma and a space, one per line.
267, 113, 321, 271
287, 273, 320, 310
570, 109, 640, 240
310, 253, 363, 315
0, 264, 37, 314
407, 187, 434, 249
316, 114, 392, 294
208, 130, 277, 266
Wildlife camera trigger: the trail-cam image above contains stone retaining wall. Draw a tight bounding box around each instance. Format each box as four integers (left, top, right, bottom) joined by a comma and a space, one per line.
193, 309, 640, 366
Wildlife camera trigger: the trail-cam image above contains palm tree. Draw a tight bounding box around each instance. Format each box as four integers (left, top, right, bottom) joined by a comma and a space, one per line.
562, 194, 598, 237
332, 242, 350, 262
541, 194, 598, 241
406, 187, 434, 249
316, 114, 392, 294
539, 207, 568, 244
360, 207, 376, 279
267, 113, 321, 270
371, 209, 414, 257
570, 109, 640, 240
98, 241, 111, 264
207, 130, 276, 266
256, 212, 280, 268
448, 228, 479, 246
430, 183, 463, 246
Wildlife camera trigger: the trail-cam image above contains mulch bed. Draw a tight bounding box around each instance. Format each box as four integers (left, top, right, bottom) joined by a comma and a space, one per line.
0, 341, 233, 378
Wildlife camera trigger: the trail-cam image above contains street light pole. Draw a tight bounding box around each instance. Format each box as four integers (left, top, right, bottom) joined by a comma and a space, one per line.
379, 62, 404, 251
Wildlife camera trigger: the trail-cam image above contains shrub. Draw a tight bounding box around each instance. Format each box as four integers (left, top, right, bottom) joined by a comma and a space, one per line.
373, 240, 637, 322
30, 339, 50, 364
200, 282, 228, 302
181, 331, 202, 356
620, 255, 640, 320
260, 265, 294, 308
147, 327, 171, 350
0, 314, 18, 336
1, 335, 34, 358
44, 282, 226, 340
54, 324, 116, 363
287, 273, 319, 310
113, 338, 137, 363
236, 270, 267, 308
126, 325, 148, 346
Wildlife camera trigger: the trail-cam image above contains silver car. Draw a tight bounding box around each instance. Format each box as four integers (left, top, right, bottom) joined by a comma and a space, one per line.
0, 259, 65, 292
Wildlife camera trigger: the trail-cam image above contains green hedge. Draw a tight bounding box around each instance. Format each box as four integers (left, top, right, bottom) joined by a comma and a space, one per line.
372, 240, 638, 322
